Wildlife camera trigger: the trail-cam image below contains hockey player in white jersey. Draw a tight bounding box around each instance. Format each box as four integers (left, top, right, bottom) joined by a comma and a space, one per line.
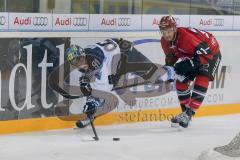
65, 39, 122, 128
49, 38, 159, 128
50, 38, 174, 129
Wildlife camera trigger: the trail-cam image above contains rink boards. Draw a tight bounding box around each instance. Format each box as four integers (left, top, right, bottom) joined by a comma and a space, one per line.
0, 31, 239, 134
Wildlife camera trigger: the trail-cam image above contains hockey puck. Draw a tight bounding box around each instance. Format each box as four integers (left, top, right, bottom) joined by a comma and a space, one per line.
113, 137, 120, 141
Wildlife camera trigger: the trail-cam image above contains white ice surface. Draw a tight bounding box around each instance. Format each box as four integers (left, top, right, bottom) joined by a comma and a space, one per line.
1, 114, 240, 160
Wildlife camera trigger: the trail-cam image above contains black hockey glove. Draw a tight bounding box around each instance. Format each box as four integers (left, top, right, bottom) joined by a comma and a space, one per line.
108, 74, 120, 85
175, 74, 189, 83
117, 38, 133, 52
79, 76, 92, 96
174, 58, 200, 75
83, 97, 102, 118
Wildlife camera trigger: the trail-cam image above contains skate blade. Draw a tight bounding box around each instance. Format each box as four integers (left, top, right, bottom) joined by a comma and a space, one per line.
73, 126, 88, 130
81, 136, 99, 142
73, 127, 81, 130
170, 123, 184, 131
171, 122, 180, 128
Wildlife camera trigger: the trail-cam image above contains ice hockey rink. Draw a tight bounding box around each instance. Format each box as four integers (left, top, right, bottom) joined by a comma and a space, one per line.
0, 114, 239, 160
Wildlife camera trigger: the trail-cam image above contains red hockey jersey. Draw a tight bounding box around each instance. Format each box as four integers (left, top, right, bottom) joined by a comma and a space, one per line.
161, 27, 220, 66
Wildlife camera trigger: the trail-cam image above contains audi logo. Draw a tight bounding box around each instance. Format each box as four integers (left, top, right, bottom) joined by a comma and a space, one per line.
33, 17, 48, 26
118, 18, 131, 26
73, 17, 87, 26
214, 18, 224, 26
0, 16, 6, 25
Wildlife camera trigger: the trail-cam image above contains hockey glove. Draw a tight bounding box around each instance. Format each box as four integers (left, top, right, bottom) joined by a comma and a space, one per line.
79, 76, 92, 96
108, 74, 120, 85
175, 74, 189, 83
174, 58, 200, 75
83, 97, 103, 118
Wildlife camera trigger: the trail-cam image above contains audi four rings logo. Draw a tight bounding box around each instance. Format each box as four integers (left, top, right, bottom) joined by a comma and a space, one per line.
214, 18, 224, 26
0, 16, 6, 25
33, 17, 48, 26
118, 18, 131, 26
73, 17, 87, 26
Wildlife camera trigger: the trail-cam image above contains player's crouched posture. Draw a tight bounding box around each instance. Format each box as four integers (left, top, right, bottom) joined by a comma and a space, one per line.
159, 16, 221, 128
65, 39, 120, 128
50, 38, 159, 128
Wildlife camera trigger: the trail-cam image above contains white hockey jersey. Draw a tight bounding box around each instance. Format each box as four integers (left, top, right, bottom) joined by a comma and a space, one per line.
84, 39, 121, 92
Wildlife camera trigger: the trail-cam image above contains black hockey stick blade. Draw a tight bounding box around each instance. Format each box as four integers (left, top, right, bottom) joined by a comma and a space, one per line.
90, 117, 99, 141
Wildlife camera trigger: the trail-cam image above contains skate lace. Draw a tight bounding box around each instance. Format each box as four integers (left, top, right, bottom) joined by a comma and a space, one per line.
176, 112, 188, 121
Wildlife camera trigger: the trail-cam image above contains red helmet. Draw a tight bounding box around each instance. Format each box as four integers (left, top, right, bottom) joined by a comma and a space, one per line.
159, 15, 177, 30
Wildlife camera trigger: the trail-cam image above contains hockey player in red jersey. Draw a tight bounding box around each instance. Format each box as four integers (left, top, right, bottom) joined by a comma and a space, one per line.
159, 15, 221, 128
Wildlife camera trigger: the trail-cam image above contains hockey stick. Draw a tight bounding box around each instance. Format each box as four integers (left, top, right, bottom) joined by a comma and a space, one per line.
89, 117, 99, 141
112, 79, 173, 91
